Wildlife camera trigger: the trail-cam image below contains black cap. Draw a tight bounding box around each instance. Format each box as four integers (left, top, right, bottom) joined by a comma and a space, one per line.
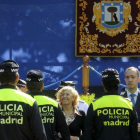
26, 69, 43, 82
102, 68, 119, 80
0, 60, 19, 73
60, 81, 75, 87
57, 81, 75, 91
17, 79, 26, 87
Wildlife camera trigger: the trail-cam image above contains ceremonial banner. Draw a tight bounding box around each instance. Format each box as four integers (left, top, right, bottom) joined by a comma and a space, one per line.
75, 0, 140, 57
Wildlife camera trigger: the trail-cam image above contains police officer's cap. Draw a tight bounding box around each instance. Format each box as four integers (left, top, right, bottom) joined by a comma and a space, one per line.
57, 81, 75, 91
102, 68, 119, 80
60, 81, 75, 87
17, 79, 26, 87
26, 69, 43, 82
0, 60, 19, 73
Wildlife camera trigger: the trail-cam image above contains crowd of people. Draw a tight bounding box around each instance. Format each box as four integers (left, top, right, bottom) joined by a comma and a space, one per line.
0, 60, 139, 140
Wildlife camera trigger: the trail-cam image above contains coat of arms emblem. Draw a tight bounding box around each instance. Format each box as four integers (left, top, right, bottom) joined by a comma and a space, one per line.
92, 0, 131, 37
76, 0, 140, 56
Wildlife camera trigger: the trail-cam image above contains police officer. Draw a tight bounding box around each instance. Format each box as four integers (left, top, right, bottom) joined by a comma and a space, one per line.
26, 69, 70, 140
17, 79, 27, 93
84, 68, 138, 140
0, 60, 47, 140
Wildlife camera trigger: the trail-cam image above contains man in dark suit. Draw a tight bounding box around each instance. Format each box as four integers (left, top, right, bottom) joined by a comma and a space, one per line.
121, 67, 140, 139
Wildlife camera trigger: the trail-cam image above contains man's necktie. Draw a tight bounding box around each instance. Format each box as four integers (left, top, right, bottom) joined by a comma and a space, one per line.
130, 94, 135, 106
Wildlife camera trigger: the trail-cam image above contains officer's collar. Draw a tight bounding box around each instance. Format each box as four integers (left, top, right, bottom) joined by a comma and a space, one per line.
29, 91, 44, 96
105, 90, 119, 95
0, 84, 17, 89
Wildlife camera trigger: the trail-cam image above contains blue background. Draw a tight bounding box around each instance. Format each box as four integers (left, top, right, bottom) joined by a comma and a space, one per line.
0, 0, 140, 94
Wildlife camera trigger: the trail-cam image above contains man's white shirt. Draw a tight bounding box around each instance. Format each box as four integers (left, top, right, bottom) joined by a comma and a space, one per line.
77, 100, 89, 115
127, 88, 139, 103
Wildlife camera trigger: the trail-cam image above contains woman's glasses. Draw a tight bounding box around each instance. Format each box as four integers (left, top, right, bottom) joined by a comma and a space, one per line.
60, 93, 71, 97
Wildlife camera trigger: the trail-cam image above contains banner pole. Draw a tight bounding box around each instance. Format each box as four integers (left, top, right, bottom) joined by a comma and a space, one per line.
82, 55, 90, 95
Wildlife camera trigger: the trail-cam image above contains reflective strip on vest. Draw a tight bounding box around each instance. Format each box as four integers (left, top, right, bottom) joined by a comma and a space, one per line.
34, 96, 58, 108
0, 89, 35, 106
92, 95, 133, 111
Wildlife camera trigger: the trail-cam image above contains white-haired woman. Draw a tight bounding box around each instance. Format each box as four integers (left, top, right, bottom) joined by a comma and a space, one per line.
56, 86, 85, 140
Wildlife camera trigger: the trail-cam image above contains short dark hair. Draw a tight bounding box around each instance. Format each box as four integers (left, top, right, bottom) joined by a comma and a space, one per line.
0, 72, 18, 84
102, 78, 120, 91
102, 68, 120, 91
27, 81, 43, 92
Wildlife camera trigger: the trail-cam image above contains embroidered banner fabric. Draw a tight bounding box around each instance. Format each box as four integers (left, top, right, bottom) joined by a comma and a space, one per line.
75, 0, 140, 57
